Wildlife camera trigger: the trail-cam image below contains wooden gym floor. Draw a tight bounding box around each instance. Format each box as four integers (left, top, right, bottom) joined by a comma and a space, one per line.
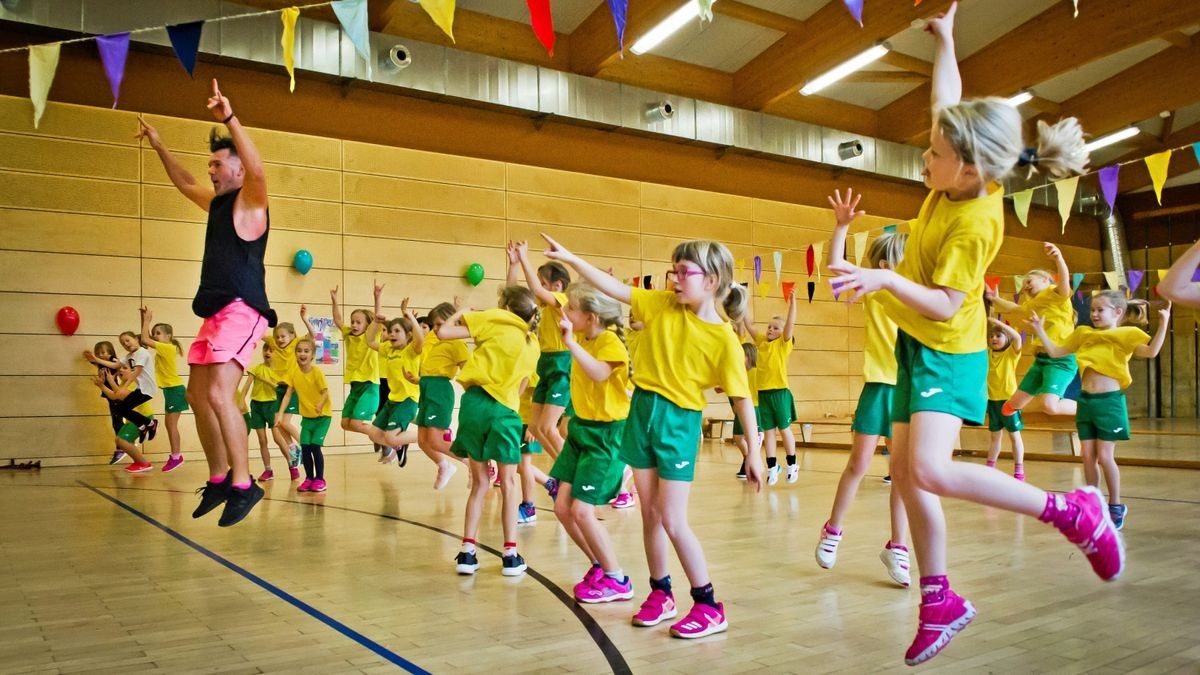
2, 441, 1198, 674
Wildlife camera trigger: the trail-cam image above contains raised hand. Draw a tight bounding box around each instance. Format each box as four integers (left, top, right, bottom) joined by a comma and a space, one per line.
373, 279, 385, 298
828, 188, 865, 227
828, 259, 890, 303
1026, 310, 1044, 331
82, 350, 96, 363
330, 285, 339, 302
135, 115, 162, 148
375, 313, 388, 324
1159, 301, 1172, 323
541, 234, 574, 263
400, 296, 410, 313
300, 304, 309, 320
1043, 242, 1063, 261
924, 1, 957, 40
558, 316, 575, 343
453, 295, 463, 309
206, 79, 233, 122
505, 241, 519, 264
403, 370, 420, 384
515, 240, 530, 260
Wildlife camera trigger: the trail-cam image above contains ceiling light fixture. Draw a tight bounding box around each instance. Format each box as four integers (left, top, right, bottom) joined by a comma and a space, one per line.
1084, 127, 1140, 153
799, 43, 891, 96
631, 1, 713, 56
1005, 90, 1033, 107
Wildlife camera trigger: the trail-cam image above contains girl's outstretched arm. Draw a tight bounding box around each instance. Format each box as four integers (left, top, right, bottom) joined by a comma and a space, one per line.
542, 234, 631, 305
1027, 312, 1070, 358
988, 316, 1023, 352
927, 2, 961, 112
516, 240, 563, 307
829, 261, 966, 322
1135, 303, 1172, 358
1045, 243, 1072, 298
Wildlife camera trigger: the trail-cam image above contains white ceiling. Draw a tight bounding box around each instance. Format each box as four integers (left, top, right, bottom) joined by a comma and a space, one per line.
454, 0, 601, 34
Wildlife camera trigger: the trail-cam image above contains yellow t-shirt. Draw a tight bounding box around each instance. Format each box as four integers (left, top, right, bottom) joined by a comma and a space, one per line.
1061, 326, 1150, 390
457, 308, 541, 412
570, 329, 631, 422
340, 326, 379, 384
756, 336, 793, 391
266, 334, 298, 378
629, 288, 750, 410
862, 292, 899, 384
1009, 286, 1075, 351
987, 346, 1021, 401
518, 371, 539, 424
536, 291, 569, 353
420, 332, 470, 378
879, 185, 1005, 354
152, 341, 184, 388
379, 341, 422, 403
746, 367, 759, 406
246, 364, 279, 402
285, 365, 332, 418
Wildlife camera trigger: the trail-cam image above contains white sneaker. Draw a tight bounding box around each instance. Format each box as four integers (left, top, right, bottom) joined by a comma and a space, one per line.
766, 465, 781, 486
379, 446, 396, 464
880, 543, 911, 587
786, 465, 799, 483
815, 525, 842, 569
434, 461, 457, 490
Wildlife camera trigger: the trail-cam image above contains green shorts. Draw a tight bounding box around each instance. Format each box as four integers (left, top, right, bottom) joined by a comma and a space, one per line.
1018, 353, 1078, 398
620, 388, 702, 482
276, 383, 300, 415
343, 381, 380, 421
533, 351, 572, 407
892, 330, 988, 426
758, 388, 796, 431
301, 416, 332, 446
520, 424, 543, 454
451, 387, 523, 465
162, 385, 189, 413
852, 382, 894, 438
117, 421, 143, 444
1076, 390, 1130, 441
732, 404, 761, 436
986, 399, 1024, 433
374, 397, 418, 431
249, 399, 279, 430
550, 418, 628, 505
243, 411, 252, 434
417, 376, 455, 429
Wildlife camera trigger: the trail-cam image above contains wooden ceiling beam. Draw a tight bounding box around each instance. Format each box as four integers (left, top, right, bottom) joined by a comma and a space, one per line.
733, 0, 955, 111
712, 1, 805, 34
876, 0, 1200, 143
843, 70, 927, 84
569, 0, 684, 76
877, 51, 932, 77
1159, 30, 1193, 49
596, 54, 735, 105
763, 95, 880, 138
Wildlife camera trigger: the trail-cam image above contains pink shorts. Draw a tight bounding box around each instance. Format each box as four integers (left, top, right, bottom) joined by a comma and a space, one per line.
188, 300, 269, 369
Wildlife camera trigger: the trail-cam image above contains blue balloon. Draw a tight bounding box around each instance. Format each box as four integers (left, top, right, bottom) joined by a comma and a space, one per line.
293, 249, 313, 275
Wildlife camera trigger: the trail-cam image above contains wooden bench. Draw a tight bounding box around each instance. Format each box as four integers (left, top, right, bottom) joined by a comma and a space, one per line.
703, 418, 855, 445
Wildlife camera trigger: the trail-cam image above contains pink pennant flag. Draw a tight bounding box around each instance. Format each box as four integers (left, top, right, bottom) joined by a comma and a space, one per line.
96, 33, 130, 108
842, 0, 864, 26
526, 0, 555, 56
1098, 165, 1119, 212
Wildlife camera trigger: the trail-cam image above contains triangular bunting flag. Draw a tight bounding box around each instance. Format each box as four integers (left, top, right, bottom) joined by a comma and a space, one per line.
813, 242, 824, 281
607, 0, 627, 53
420, 0, 456, 41
96, 33, 130, 108
1012, 189, 1032, 227
280, 7, 300, 92
782, 281, 796, 302
1013, 275, 1025, 294
332, 0, 372, 80
28, 43, 60, 128
166, 21, 204, 78
852, 231, 868, 266
806, 281, 816, 304
804, 246, 814, 277
773, 251, 783, 286
842, 0, 864, 26
632, 276, 640, 288
1103, 271, 1122, 291
1071, 272, 1085, 291
697, 0, 715, 22
643, 275, 653, 290
882, 224, 897, 234
1157, 269, 1169, 283
526, 0, 555, 56
1144, 150, 1172, 205
758, 281, 769, 299
1127, 270, 1145, 294
1098, 165, 1119, 212
753, 256, 762, 283
1055, 176, 1079, 234
984, 275, 1001, 294
1193, 142, 1200, 166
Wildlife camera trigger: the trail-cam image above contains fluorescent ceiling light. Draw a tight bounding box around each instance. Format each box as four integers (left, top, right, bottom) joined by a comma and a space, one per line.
1005, 90, 1033, 107
800, 44, 890, 96
631, 1, 710, 55
1084, 127, 1140, 153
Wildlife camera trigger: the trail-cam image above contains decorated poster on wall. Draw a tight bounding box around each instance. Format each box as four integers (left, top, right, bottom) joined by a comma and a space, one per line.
308, 316, 340, 365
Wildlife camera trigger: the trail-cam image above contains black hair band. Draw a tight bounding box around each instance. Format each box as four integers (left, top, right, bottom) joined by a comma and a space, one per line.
1018, 147, 1039, 167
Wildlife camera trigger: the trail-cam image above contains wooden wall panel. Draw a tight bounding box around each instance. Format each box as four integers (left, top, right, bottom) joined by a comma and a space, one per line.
1, 209, 139, 257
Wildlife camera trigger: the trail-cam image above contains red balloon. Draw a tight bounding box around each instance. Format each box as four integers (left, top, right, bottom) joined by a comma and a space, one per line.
56, 306, 80, 336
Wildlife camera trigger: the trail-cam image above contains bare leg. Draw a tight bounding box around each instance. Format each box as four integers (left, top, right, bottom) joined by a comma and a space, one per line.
116, 437, 147, 465
1079, 440, 1100, 488
462, 459, 490, 541
1041, 394, 1078, 416
256, 428, 271, 468
497, 463, 520, 545
554, 486, 596, 561
633, 469, 670, 579
764, 428, 778, 460
658, 478, 709, 587
187, 365, 228, 477
534, 403, 567, 459
165, 412, 182, 459
573, 498, 620, 571
203, 361, 252, 485
1096, 440, 1120, 504
986, 430, 1003, 465
827, 432, 882, 530
1004, 390, 1034, 412
781, 426, 797, 459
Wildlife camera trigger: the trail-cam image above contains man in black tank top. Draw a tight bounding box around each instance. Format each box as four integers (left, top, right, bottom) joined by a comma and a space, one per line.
138, 80, 274, 527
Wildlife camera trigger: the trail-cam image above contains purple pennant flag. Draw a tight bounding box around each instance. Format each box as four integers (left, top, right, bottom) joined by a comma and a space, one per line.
607, 0, 627, 53
167, 21, 204, 78
753, 255, 762, 283
1098, 164, 1119, 211
96, 33, 130, 108
1192, 268, 1200, 282
842, 0, 864, 26
1127, 270, 1144, 294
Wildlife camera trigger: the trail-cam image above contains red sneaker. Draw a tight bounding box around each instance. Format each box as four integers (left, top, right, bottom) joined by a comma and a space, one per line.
124, 462, 153, 474
904, 588, 976, 665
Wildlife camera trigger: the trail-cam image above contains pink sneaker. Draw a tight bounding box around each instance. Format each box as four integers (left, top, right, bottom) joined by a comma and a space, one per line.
904, 588, 976, 665
610, 492, 635, 509
1054, 486, 1125, 581
669, 602, 728, 639
1013, 471, 1025, 481
124, 462, 153, 474
297, 479, 313, 492
311, 479, 328, 492
289, 466, 300, 481
632, 589, 677, 627
161, 455, 184, 473
257, 468, 274, 482
578, 575, 634, 604
573, 566, 605, 600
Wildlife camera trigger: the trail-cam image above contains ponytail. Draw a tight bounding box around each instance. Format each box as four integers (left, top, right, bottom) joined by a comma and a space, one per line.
723, 283, 748, 323
937, 98, 1088, 184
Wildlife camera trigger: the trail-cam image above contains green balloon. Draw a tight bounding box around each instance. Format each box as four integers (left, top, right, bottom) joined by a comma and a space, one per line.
465, 263, 485, 286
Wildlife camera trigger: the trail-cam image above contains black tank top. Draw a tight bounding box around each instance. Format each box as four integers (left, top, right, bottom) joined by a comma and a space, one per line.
192, 188, 278, 327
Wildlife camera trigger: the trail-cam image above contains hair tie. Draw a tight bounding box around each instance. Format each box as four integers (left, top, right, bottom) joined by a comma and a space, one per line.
1018, 147, 1039, 167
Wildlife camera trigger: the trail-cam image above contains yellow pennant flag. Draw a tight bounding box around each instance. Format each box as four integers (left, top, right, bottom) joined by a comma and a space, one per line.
420, 0, 456, 42
812, 241, 825, 281
28, 43, 61, 129
1144, 150, 1173, 205
1013, 275, 1025, 294
1011, 189, 1032, 227
1103, 271, 1123, 291
758, 281, 769, 299
852, 231, 868, 265
1055, 176, 1079, 234
281, 7, 300, 92
1157, 268, 1170, 283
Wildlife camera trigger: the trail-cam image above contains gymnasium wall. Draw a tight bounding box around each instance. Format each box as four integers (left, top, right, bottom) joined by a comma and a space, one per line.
1125, 243, 1200, 418
0, 94, 1102, 465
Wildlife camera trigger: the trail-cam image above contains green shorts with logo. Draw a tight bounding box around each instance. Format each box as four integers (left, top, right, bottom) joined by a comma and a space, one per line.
520, 424, 543, 454
162, 385, 189, 413
276, 383, 300, 415
1076, 390, 1130, 441
533, 351, 573, 407
373, 398, 418, 432
417, 376, 455, 429
732, 404, 761, 436
301, 415, 332, 446
117, 419, 147, 444
620, 388, 702, 482
451, 386, 523, 465
892, 331, 988, 426
1018, 353, 1078, 398
986, 399, 1024, 433
343, 381, 380, 421
852, 382, 894, 438
758, 388, 796, 431
249, 399, 279, 430
550, 418, 628, 505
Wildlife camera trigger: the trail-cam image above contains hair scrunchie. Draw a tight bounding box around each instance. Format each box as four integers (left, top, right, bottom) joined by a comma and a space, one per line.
1017, 147, 1039, 167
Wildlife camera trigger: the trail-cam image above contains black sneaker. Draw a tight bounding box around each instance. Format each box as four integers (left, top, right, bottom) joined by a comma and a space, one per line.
145, 419, 159, 441
397, 444, 409, 468
192, 473, 231, 519
109, 450, 127, 465
882, 474, 892, 484
218, 482, 265, 527
501, 553, 527, 577
373, 443, 383, 454
736, 460, 747, 480
455, 551, 479, 575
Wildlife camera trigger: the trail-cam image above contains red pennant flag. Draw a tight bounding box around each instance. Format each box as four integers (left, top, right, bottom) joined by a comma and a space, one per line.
805, 245, 815, 277
526, 0, 556, 56
632, 276, 640, 288
984, 275, 1001, 294
782, 281, 796, 302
